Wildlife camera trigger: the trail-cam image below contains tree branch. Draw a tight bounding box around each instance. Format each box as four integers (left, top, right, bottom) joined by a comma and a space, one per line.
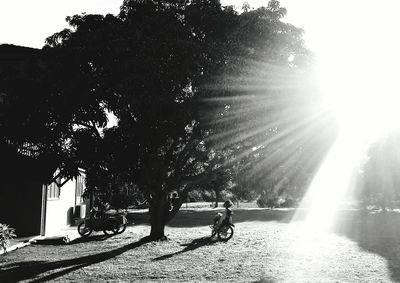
175, 135, 202, 172
180, 157, 223, 186
73, 121, 102, 139
165, 185, 192, 223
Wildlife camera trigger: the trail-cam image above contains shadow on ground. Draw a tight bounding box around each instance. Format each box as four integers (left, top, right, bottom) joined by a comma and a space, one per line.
332, 210, 400, 282
0, 237, 151, 282
68, 234, 113, 245
253, 278, 276, 283
31, 235, 114, 246
153, 236, 218, 261
127, 208, 298, 228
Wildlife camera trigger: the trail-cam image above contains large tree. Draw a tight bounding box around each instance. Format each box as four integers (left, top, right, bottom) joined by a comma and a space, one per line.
50, 0, 315, 240
2, 0, 320, 239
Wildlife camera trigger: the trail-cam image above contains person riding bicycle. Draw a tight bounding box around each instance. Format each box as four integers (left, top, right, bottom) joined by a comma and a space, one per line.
210, 200, 235, 240
222, 200, 233, 226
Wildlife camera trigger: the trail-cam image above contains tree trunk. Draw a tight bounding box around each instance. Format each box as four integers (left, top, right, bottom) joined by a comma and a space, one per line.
148, 187, 190, 240
214, 189, 220, 208
149, 193, 168, 240
165, 189, 189, 223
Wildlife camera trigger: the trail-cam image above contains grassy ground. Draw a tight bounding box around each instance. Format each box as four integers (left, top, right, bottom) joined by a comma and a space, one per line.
1, 207, 400, 282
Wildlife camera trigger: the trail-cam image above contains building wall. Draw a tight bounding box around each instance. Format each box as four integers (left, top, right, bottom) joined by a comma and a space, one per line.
44, 175, 87, 236
0, 148, 88, 237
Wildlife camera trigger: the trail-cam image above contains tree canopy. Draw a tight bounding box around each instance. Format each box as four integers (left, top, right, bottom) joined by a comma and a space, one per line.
0, 0, 329, 239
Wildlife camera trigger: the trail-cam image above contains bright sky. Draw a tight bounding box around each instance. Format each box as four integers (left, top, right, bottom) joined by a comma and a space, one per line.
0, 0, 121, 48
0, 0, 318, 49
3, 0, 400, 131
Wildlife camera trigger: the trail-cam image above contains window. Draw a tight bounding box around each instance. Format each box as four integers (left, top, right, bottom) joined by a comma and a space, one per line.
75, 175, 85, 204
47, 178, 60, 200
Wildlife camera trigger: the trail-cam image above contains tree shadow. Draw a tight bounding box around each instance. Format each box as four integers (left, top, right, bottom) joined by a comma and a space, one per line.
0, 236, 151, 283
68, 234, 113, 244
153, 236, 218, 261
31, 235, 114, 246
30, 238, 69, 246
253, 278, 276, 283
127, 208, 297, 229
332, 210, 400, 282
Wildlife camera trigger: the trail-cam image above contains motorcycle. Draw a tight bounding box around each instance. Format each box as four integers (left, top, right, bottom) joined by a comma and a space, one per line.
78, 208, 128, 237
210, 212, 235, 241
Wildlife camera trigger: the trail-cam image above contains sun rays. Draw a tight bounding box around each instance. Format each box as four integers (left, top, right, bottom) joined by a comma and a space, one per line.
202, 57, 336, 206
203, 2, 400, 238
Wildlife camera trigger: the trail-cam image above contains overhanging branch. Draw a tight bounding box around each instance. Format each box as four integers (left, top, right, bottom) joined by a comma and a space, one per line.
73, 121, 102, 139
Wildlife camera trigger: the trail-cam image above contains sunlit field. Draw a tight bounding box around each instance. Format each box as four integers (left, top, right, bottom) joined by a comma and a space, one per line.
2, 208, 400, 282
3, 0, 400, 282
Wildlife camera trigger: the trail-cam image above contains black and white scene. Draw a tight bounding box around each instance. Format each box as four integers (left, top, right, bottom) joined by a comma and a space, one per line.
1, 0, 400, 282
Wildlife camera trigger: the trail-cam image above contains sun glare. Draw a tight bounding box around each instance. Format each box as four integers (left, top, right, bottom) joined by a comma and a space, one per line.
292, 1, 400, 232
316, 1, 400, 141
296, 130, 368, 230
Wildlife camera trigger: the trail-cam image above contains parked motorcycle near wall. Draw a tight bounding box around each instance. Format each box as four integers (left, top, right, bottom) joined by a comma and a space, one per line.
78, 208, 128, 237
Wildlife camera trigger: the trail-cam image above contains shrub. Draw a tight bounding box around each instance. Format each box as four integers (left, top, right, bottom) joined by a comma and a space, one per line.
257, 197, 266, 208
280, 197, 297, 208
257, 195, 280, 208
187, 190, 204, 202
0, 223, 16, 253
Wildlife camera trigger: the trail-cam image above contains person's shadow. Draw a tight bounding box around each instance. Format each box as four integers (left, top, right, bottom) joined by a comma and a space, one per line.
153, 236, 218, 261
0, 237, 151, 283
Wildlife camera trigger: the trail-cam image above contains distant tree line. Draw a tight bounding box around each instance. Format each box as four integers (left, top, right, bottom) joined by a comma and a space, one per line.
353, 130, 400, 211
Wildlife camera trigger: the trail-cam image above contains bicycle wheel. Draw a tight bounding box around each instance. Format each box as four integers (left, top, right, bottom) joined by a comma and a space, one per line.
78, 222, 92, 237
103, 218, 119, 235
217, 225, 234, 241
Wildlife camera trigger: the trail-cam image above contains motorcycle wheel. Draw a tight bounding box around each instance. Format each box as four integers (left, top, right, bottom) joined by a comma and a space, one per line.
211, 226, 217, 237
78, 222, 92, 237
116, 224, 127, 234
103, 218, 119, 235
217, 225, 234, 241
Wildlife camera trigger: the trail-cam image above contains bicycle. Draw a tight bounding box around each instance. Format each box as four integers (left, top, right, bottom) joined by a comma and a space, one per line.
210, 212, 235, 241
